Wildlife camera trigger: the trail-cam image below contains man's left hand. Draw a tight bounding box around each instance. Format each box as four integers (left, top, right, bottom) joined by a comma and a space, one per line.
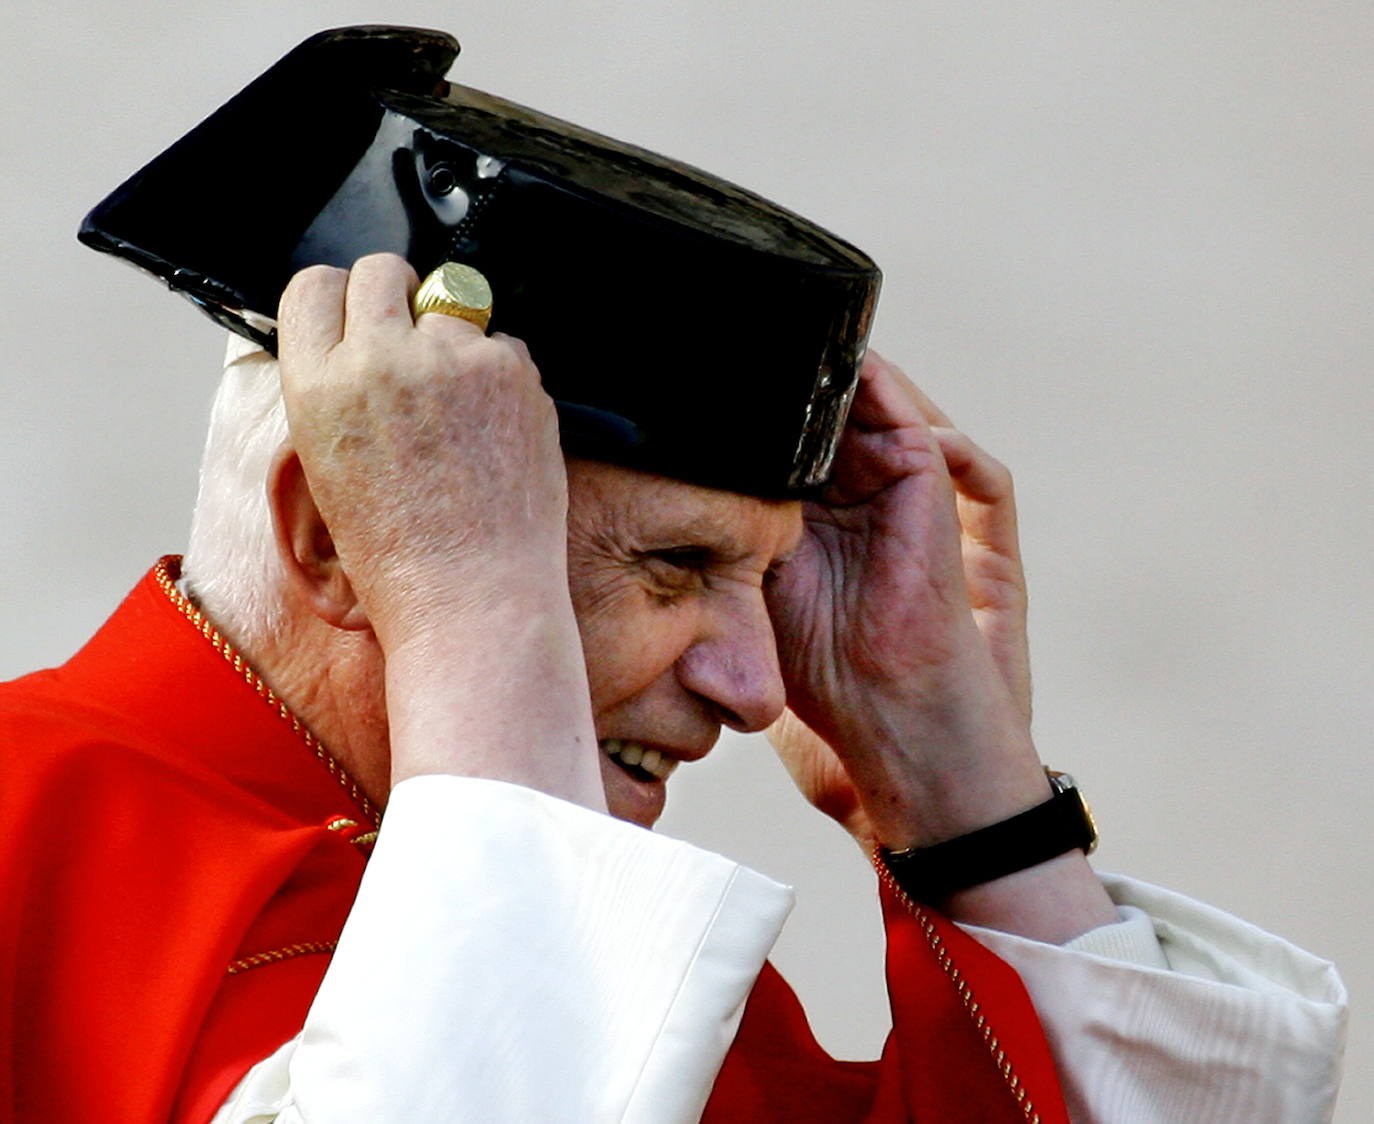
765, 352, 1047, 852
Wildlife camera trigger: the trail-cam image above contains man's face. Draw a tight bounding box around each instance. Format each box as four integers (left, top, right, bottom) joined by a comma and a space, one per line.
564, 458, 803, 828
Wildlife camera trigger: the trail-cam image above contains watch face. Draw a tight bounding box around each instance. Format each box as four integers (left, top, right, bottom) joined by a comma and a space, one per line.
1048, 771, 1099, 854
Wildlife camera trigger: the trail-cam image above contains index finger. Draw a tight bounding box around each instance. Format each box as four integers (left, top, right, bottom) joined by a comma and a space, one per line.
277, 264, 347, 367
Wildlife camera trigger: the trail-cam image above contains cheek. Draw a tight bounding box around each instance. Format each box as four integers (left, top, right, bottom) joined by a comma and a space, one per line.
579, 596, 699, 713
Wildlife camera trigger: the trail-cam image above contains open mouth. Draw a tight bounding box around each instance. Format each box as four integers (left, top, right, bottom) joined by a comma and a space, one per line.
600, 738, 679, 784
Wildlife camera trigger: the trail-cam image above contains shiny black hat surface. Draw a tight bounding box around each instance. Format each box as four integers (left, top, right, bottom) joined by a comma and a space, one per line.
80, 26, 881, 496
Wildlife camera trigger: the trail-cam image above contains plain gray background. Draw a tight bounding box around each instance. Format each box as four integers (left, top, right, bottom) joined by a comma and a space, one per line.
3, 2, 1368, 1117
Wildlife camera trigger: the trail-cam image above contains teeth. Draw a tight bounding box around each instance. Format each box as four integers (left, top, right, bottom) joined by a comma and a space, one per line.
599, 739, 679, 781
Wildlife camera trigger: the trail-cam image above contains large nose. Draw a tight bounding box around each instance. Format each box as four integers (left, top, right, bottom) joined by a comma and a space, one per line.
674, 592, 787, 734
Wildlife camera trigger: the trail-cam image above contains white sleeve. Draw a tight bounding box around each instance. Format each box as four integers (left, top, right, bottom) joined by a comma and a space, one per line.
962, 872, 1348, 1123
211, 774, 794, 1124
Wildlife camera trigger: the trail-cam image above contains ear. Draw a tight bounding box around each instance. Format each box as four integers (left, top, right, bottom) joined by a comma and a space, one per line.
267, 446, 371, 631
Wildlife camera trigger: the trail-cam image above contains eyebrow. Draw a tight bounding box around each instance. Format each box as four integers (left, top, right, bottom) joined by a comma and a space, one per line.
648, 524, 802, 577
632, 509, 791, 569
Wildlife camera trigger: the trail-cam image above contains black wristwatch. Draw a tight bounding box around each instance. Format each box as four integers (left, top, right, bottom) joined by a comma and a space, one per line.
880, 769, 1098, 904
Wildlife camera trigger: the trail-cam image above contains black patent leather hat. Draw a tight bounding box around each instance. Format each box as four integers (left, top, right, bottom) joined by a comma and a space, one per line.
80, 26, 881, 496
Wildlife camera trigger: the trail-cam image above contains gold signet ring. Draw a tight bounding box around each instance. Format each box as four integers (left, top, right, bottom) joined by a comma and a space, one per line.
412, 262, 493, 332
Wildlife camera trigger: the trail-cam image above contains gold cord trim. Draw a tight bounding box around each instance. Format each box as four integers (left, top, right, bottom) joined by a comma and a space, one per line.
226, 941, 338, 976
154, 556, 380, 828
327, 816, 377, 849
874, 851, 1042, 1123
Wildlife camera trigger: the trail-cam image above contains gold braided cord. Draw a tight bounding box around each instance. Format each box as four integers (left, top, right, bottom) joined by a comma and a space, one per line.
874, 851, 1043, 1123
156, 544, 1036, 1099
226, 941, 338, 976
153, 556, 381, 829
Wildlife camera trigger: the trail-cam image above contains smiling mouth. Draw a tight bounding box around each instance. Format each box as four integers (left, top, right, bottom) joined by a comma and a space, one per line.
600, 738, 680, 783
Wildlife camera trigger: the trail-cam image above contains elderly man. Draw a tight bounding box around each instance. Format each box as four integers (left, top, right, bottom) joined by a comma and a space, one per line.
0, 26, 1345, 1124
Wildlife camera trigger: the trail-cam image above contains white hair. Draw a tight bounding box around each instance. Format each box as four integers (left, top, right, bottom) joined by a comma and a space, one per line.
180, 333, 289, 651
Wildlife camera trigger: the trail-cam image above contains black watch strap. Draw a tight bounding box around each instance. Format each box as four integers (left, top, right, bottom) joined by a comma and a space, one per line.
880, 770, 1098, 904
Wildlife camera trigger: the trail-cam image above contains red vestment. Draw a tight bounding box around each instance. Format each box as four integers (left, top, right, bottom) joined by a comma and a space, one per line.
0, 561, 1069, 1123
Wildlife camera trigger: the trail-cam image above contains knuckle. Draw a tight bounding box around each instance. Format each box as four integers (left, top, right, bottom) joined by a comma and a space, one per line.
490, 332, 533, 364
352, 252, 420, 291
294, 263, 346, 287
280, 264, 345, 316
471, 337, 532, 382
354, 250, 408, 272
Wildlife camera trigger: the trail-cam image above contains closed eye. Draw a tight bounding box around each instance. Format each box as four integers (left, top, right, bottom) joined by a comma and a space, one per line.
637, 547, 712, 601
651, 547, 713, 570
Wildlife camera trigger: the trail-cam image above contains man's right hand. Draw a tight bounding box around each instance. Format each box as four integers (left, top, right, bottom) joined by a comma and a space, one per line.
276, 253, 570, 652
275, 254, 605, 810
